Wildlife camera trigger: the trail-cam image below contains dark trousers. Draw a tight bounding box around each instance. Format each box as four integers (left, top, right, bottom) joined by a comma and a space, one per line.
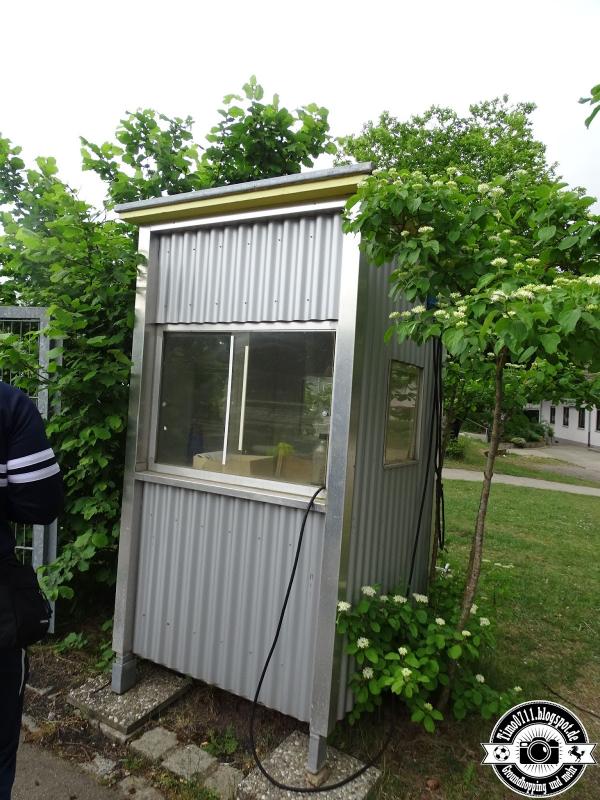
0, 649, 28, 800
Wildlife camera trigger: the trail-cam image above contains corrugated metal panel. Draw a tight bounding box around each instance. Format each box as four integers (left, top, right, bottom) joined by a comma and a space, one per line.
336, 264, 435, 717
154, 214, 343, 324
133, 483, 325, 722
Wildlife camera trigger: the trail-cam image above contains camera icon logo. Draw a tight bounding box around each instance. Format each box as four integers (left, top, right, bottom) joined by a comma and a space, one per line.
519, 735, 560, 765
482, 700, 597, 797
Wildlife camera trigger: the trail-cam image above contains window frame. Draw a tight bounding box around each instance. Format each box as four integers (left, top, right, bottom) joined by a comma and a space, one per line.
596, 409, 600, 433
147, 321, 337, 498
549, 406, 556, 425
577, 408, 586, 430
383, 359, 424, 468
562, 406, 570, 427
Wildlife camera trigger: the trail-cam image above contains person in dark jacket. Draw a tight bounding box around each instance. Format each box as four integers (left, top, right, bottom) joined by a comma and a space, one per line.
0, 381, 63, 800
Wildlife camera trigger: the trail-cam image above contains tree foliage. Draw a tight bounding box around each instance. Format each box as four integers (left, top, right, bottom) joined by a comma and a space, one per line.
0, 77, 336, 600
579, 83, 600, 128
339, 97, 553, 182
344, 167, 600, 631
81, 75, 336, 207
0, 141, 137, 599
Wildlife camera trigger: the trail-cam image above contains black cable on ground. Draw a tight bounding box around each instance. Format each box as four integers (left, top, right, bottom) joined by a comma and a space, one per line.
249, 486, 396, 793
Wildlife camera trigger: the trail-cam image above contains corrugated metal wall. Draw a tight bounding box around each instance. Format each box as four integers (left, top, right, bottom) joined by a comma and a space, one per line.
154, 214, 343, 324
133, 482, 325, 722
336, 263, 435, 717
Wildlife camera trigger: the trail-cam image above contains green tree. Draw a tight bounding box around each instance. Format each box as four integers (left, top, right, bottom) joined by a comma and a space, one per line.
339, 97, 553, 182
344, 168, 600, 640
81, 76, 336, 207
0, 78, 337, 599
0, 140, 138, 598
580, 83, 600, 127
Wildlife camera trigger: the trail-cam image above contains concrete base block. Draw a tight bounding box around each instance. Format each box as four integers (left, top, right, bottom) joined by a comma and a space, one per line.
236, 731, 381, 799
68, 662, 191, 734
119, 775, 164, 799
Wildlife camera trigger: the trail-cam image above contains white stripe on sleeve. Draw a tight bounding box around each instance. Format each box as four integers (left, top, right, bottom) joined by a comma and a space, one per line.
7, 448, 55, 470
0, 463, 6, 475
0, 478, 7, 488
7, 463, 60, 484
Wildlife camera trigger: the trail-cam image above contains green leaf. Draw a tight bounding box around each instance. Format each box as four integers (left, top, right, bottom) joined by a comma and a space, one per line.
423, 715, 435, 733
365, 648, 379, 664
537, 225, 556, 242
558, 309, 581, 334
540, 333, 560, 354
448, 644, 462, 660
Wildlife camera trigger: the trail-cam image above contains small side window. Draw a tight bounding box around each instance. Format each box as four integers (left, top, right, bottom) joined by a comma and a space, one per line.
563, 406, 570, 427
549, 406, 555, 425
384, 361, 422, 465
578, 408, 586, 429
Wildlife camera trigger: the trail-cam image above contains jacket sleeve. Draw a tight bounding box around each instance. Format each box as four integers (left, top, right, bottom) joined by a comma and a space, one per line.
4, 390, 64, 525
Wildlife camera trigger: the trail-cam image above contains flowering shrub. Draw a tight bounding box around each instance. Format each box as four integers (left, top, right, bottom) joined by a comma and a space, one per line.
336, 579, 521, 731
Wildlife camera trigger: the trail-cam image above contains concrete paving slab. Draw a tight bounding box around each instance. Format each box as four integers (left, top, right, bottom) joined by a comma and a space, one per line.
82, 754, 118, 779
13, 740, 118, 799
119, 775, 165, 799
237, 731, 381, 799
68, 662, 191, 734
161, 743, 218, 780
131, 726, 179, 762
204, 764, 244, 799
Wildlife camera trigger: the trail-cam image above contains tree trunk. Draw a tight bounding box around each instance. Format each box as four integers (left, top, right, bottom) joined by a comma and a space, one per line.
438, 348, 507, 710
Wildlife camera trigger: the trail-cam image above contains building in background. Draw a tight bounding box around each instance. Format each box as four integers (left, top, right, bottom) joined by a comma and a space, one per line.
528, 401, 600, 447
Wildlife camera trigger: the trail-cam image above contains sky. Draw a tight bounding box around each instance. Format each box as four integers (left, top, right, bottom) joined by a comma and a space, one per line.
3, 0, 599, 209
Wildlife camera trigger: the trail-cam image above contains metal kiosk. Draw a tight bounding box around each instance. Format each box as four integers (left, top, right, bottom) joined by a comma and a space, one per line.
111, 163, 435, 773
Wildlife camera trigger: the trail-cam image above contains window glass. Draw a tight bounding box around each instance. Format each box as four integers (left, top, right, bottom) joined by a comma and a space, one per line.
384, 361, 422, 465
596, 409, 600, 432
156, 331, 335, 487
578, 408, 586, 429
549, 406, 555, 424
563, 406, 570, 427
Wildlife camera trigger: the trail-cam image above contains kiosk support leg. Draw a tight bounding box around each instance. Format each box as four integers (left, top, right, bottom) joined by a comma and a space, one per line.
112, 652, 138, 694
307, 731, 328, 774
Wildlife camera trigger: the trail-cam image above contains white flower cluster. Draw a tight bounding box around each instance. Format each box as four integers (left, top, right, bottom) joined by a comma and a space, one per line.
490, 291, 507, 302
583, 274, 600, 285
526, 257, 540, 266
446, 180, 457, 188
470, 604, 478, 614
393, 595, 407, 604
361, 585, 377, 597
337, 601, 351, 613
450, 292, 461, 300
435, 617, 445, 626
418, 225, 434, 234
514, 686, 522, 693
357, 637, 370, 649
380, 595, 389, 603
511, 288, 534, 300
401, 230, 410, 237
477, 183, 490, 194
489, 186, 505, 197
461, 630, 472, 637
456, 321, 468, 328
412, 593, 428, 603
411, 305, 427, 315
401, 667, 412, 678
432, 180, 444, 187
475, 673, 485, 683
424, 702, 433, 711
398, 646, 408, 656
491, 257, 508, 267
362, 667, 374, 680
479, 617, 491, 627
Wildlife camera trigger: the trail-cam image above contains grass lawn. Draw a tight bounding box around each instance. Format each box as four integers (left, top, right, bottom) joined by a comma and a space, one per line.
332, 480, 600, 799
445, 436, 600, 488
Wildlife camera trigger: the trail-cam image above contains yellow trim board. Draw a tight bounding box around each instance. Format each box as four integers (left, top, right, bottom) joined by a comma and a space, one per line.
118, 174, 364, 224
